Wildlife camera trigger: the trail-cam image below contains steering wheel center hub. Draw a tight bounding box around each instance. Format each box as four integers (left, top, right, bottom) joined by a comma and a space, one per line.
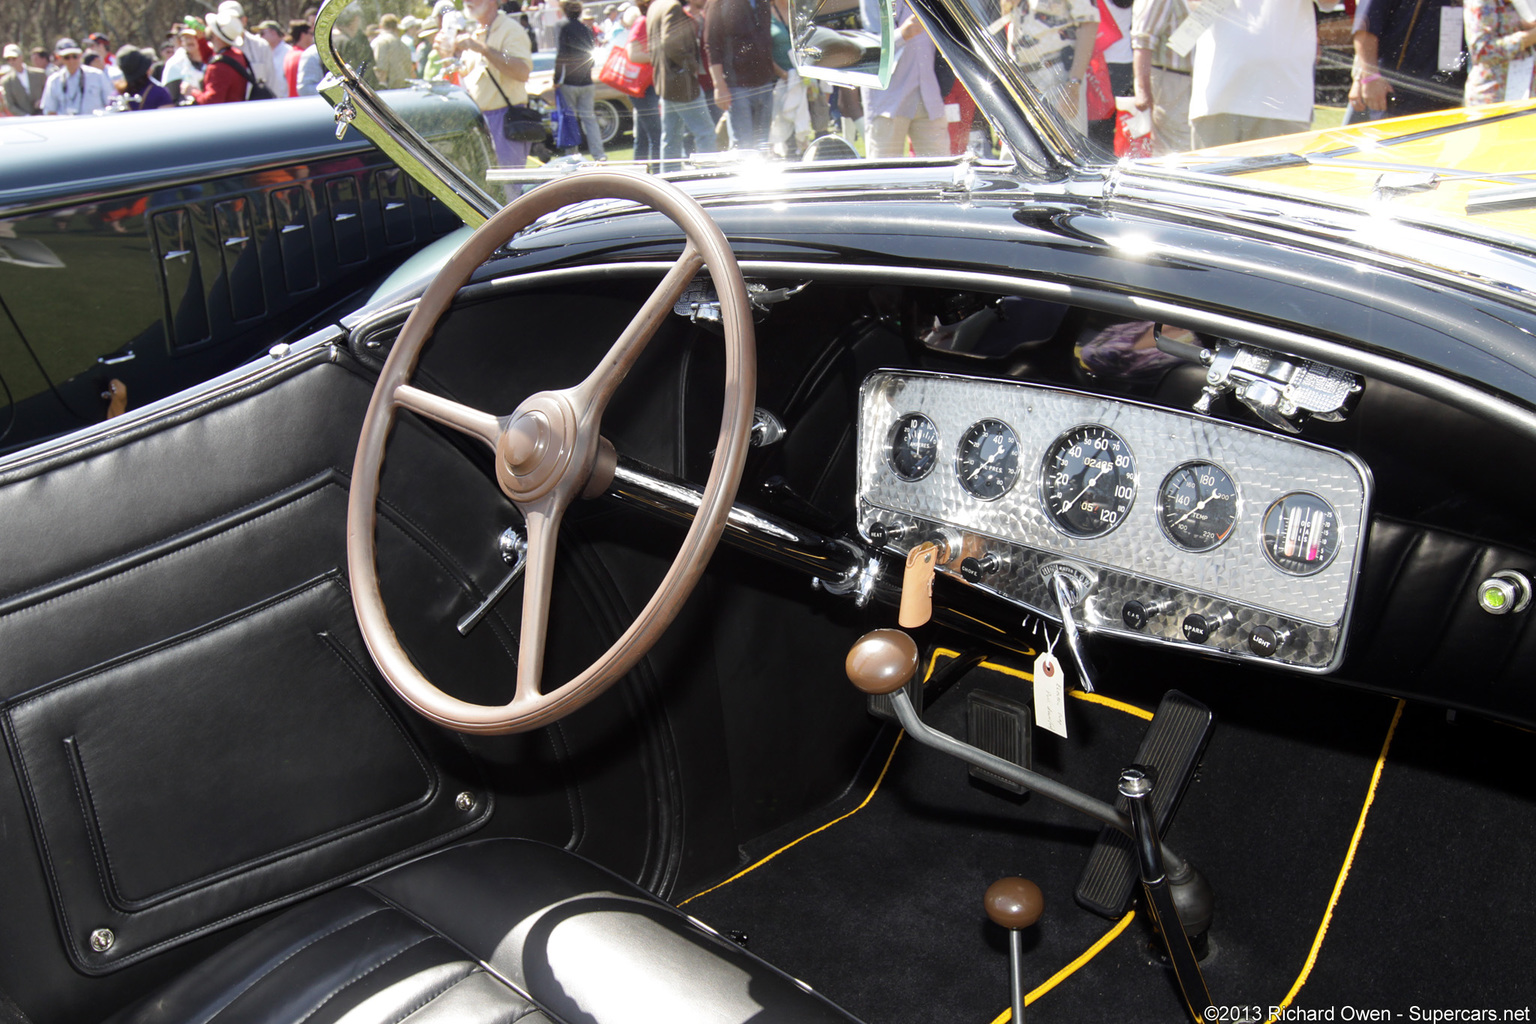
497, 397, 579, 502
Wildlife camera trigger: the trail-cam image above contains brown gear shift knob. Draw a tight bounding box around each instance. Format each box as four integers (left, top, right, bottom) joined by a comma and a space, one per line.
845, 629, 920, 695
985, 877, 1044, 930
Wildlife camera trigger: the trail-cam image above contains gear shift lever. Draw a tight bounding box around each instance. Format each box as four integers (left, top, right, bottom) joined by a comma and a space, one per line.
985, 877, 1043, 1024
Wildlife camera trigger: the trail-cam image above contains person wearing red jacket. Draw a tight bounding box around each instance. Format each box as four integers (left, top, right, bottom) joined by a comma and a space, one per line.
193, 7, 255, 104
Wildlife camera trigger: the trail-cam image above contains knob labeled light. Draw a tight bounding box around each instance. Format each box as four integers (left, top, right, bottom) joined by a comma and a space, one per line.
1248, 625, 1292, 658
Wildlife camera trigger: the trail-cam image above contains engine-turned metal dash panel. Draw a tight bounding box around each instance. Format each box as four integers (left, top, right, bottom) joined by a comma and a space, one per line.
856, 371, 1372, 672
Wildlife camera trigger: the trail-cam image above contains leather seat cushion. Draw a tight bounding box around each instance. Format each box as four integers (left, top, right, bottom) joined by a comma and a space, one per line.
106, 838, 862, 1024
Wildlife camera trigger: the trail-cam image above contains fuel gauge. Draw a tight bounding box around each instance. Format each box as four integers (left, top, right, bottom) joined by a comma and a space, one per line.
1263, 492, 1340, 575
886, 413, 940, 481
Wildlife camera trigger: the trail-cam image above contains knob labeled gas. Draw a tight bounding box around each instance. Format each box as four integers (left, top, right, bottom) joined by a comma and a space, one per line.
1122, 599, 1169, 631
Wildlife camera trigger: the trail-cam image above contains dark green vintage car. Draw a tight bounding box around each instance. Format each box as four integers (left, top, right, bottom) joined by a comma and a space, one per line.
0, 89, 486, 452
2, 0, 1536, 1021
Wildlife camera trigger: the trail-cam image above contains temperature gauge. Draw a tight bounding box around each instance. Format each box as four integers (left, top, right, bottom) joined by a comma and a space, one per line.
1158, 462, 1238, 552
1263, 492, 1340, 575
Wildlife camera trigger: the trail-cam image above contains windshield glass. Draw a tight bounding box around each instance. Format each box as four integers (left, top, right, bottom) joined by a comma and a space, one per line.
318, 0, 1536, 234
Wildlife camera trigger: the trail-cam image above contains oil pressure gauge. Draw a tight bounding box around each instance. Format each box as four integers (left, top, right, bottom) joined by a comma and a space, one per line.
956, 418, 1021, 500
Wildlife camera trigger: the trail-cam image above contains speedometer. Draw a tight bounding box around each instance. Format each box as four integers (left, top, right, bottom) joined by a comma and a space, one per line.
1040, 425, 1136, 537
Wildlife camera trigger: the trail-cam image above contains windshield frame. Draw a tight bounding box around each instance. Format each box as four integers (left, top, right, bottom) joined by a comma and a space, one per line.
316, 0, 501, 226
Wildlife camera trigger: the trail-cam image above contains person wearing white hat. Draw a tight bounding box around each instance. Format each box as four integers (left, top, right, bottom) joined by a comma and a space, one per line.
219, 0, 276, 93
3, 43, 47, 115
41, 38, 113, 114
192, 9, 258, 103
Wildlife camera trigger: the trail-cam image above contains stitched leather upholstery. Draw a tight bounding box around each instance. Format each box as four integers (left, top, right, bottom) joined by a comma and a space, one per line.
106, 839, 863, 1024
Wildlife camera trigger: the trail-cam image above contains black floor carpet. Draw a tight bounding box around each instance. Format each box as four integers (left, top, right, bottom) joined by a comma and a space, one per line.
676, 655, 1536, 1023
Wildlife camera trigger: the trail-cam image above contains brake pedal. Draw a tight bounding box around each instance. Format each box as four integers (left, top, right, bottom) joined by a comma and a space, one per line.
1074, 690, 1213, 918
966, 691, 1032, 794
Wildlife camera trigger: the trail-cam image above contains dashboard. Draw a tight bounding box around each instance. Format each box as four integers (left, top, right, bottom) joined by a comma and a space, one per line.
855, 371, 1372, 672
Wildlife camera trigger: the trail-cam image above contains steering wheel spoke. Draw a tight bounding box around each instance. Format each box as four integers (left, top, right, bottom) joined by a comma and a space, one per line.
570, 242, 705, 422
510, 501, 563, 706
394, 384, 503, 451
348, 171, 755, 735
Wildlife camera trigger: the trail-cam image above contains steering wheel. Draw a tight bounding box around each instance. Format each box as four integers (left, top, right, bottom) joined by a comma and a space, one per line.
347, 171, 755, 735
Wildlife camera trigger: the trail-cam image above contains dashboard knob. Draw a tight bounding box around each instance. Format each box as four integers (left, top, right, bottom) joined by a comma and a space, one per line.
1478, 571, 1532, 615
866, 521, 910, 547
1121, 599, 1170, 631
960, 553, 1003, 583
1181, 612, 1231, 645
1248, 625, 1292, 658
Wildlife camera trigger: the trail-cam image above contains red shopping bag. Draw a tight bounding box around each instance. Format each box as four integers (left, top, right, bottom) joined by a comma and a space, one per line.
596, 45, 653, 98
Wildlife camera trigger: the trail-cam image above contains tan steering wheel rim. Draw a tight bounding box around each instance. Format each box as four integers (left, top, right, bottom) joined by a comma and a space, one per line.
347, 171, 755, 735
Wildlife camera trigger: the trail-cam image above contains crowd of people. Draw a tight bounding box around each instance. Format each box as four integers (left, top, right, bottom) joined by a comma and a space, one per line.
4, 0, 1535, 166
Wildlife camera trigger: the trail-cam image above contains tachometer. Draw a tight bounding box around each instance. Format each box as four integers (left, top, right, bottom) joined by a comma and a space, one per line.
1041, 425, 1136, 537
955, 419, 1021, 500
886, 413, 940, 481
1158, 462, 1239, 552
1263, 492, 1340, 575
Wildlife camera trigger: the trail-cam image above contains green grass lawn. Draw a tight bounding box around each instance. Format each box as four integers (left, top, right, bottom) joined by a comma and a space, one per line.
1314, 105, 1348, 131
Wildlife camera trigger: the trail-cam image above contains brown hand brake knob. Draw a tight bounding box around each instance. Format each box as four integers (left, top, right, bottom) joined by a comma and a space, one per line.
986, 877, 1043, 1024
845, 629, 919, 695
985, 877, 1044, 930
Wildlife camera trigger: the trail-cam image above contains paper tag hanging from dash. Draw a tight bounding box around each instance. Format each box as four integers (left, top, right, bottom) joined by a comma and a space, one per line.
1033, 650, 1068, 738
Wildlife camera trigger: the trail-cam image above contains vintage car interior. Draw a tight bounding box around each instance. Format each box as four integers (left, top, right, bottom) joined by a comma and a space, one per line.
3, 0, 1536, 1021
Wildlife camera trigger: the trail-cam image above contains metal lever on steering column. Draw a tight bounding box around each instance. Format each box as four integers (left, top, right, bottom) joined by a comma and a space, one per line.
456, 527, 528, 636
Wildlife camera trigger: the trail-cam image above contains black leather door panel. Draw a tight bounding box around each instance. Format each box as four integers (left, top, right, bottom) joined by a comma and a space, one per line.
1, 567, 491, 975
0, 358, 545, 984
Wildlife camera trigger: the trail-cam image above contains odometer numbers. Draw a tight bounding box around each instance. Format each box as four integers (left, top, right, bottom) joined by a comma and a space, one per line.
1263, 492, 1341, 575
886, 412, 940, 481
1158, 462, 1239, 552
1041, 425, 1137, 538
955, 419, 1021, 500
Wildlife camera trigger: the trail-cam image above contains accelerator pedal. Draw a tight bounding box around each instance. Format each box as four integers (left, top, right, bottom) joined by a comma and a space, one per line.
1074, 690, 1213, 918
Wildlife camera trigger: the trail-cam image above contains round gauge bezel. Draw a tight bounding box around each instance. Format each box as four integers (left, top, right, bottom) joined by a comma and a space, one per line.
885, 411, 940, 482
1261, 491, 1341, 576
954, 417, 1022, 501
1038, 424, 1138, 539
1155, 461, 1241, 553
